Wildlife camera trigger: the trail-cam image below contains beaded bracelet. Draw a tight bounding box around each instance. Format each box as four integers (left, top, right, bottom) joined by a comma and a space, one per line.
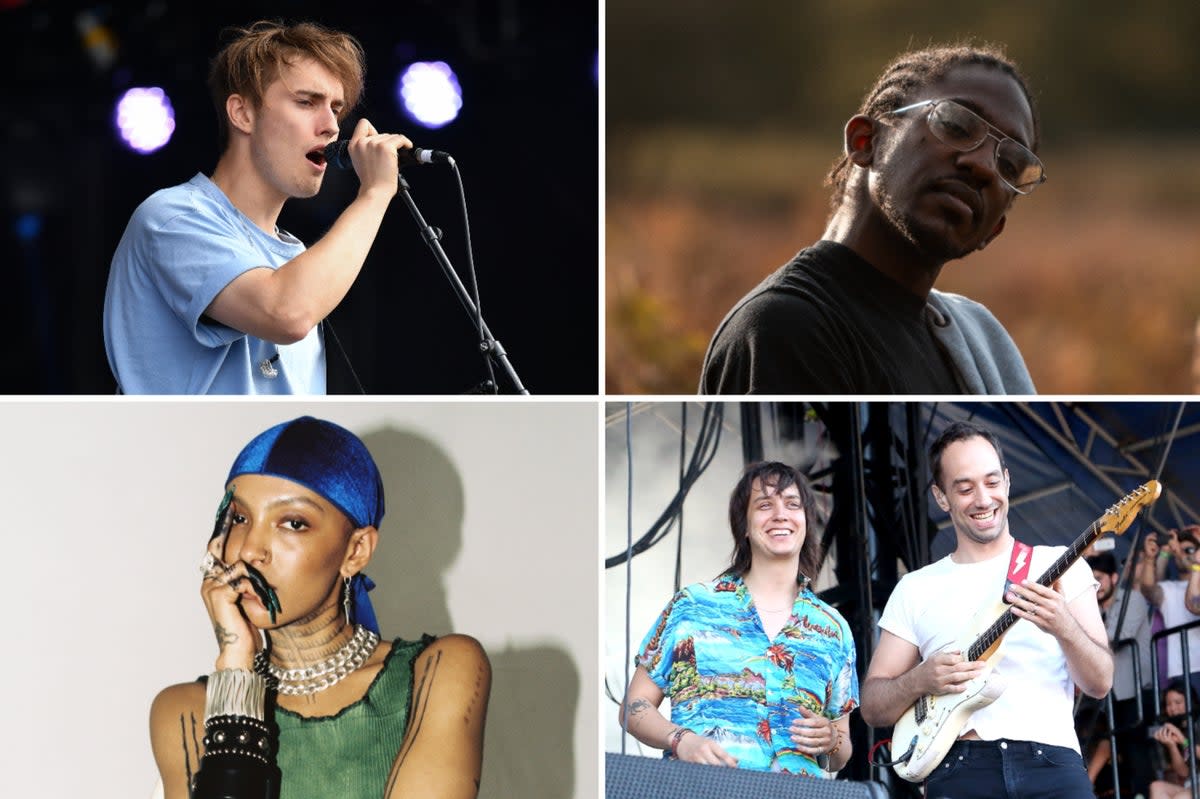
816, 729, 842, 771
827, 731, 842, 757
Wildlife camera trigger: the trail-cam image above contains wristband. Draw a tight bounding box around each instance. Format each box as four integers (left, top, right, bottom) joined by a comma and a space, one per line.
194, 671, 278, 799
1160, 552, 1172, 560
1189, 564, 1200, 573
668, 727, 693, 757
202, 715, 274, 765
200, 669, 274, 770
205, 669, 266, 722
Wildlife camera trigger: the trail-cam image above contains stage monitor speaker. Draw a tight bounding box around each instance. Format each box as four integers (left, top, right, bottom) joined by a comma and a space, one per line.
606, 752, 891, 799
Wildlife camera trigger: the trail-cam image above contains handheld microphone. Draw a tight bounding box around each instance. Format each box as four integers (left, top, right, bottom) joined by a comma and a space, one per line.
323, 140, 451, 170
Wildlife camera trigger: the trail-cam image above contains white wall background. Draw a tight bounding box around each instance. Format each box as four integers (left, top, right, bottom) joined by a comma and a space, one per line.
0, 400, 598, 799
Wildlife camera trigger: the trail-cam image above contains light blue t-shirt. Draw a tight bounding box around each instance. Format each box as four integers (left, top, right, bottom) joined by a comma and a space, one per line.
103, 173, 325, 394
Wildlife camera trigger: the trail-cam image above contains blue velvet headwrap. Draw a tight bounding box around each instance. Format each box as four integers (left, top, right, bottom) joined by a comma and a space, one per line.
227, 416, 383, 634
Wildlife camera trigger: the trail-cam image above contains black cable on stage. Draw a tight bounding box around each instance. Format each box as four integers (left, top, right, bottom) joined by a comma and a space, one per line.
674, 402, 686, 593
620, 401, 633, 754
607, 402, 726, 762
448, 160, 497, 391
322, 318, 366, 394
604, 402, 725, 569
899, 422, 923, 571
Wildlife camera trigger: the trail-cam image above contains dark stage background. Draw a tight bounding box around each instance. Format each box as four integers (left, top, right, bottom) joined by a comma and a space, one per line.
1, 1, 598, 394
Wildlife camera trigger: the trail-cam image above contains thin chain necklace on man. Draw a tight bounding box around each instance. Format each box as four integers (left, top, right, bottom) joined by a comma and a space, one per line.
256, 624, 381, 696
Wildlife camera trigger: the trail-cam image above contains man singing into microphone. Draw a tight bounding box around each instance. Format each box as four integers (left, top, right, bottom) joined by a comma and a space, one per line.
103, 20, 410, 394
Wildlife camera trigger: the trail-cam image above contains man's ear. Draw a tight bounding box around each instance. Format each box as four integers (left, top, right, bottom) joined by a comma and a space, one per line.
844, 115, 879, 168
977, 215, 1007, 251
342, 526, 379, 576
225, 93, 254, 136
931, 485, 949, 512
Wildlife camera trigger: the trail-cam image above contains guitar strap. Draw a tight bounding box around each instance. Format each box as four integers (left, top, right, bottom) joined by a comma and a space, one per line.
1003, 539, 1034, 601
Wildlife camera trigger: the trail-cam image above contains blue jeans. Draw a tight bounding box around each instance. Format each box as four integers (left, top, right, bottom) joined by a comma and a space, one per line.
924, 739, 1094, 799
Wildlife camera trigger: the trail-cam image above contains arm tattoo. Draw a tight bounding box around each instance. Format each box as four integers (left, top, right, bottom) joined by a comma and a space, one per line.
626, 698, 651, 716
213, 622, 238, 650
624, 695, 652, 729
462, 666, 486, 725
180, 712, 202, 786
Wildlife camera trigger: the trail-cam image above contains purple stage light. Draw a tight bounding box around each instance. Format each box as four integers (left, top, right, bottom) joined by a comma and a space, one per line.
396, 62, 462, 129
115, 87, 175, 154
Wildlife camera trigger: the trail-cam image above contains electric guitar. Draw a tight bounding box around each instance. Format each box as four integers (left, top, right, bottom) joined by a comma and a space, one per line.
890, 480, 1162, 782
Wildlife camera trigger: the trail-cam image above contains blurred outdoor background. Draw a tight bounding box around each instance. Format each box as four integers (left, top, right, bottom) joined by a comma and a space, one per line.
2, 1, 597, 393
606, 0, 1200, 394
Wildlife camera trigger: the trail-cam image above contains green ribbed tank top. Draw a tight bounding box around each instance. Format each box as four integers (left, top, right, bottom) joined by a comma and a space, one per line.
274, 635, 434, 799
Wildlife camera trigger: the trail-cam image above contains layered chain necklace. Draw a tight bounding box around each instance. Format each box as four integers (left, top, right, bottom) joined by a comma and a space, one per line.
256, 624, 381, 696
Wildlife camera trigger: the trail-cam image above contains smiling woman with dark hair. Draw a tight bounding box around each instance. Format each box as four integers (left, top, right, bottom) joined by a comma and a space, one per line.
149, 416, 490, 799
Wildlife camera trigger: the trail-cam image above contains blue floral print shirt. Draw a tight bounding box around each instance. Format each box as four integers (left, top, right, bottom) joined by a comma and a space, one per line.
636, 573, 859, 775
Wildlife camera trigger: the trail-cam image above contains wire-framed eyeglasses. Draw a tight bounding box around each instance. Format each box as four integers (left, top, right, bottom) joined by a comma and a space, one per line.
888, 99, 1046, 195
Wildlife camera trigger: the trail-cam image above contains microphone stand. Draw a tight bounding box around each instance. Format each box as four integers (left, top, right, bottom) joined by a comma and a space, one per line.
396, 170, 528, 395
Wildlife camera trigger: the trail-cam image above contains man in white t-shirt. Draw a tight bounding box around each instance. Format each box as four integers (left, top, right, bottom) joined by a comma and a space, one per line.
861, 420, 1112, 798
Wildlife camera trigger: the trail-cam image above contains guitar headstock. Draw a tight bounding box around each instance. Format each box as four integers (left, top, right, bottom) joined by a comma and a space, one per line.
1099, 480, 1162, 535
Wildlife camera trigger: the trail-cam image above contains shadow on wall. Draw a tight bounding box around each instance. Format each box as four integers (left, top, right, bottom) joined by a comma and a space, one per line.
359, 427, 580, 799
363, 427, 463, 636
484, 646, 580, 799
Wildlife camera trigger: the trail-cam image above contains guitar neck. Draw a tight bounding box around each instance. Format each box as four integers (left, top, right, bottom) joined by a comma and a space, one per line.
965, 521, 1101, 662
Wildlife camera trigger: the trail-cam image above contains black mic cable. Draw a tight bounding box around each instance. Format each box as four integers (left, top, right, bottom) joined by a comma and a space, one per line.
323, 138, 497, 392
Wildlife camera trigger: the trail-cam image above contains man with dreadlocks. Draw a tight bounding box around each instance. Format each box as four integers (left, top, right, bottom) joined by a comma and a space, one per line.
700, 44, 1042, 395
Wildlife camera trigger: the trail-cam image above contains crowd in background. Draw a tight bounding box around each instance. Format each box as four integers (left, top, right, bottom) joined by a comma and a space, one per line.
1084, 526, 1200, 799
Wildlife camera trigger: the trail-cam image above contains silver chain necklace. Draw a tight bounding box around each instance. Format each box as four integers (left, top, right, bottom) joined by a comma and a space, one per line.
256, 625, 381, 696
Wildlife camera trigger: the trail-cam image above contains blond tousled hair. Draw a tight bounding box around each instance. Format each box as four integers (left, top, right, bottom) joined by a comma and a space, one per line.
207, 19, 366, 150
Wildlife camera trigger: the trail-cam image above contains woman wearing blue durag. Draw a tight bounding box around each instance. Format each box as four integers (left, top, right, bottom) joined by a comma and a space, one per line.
150, 417, 491, 799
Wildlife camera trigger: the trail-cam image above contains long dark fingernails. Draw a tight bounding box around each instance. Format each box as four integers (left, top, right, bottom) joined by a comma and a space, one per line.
244, 563, 281, 623
210, 487, 235, 542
